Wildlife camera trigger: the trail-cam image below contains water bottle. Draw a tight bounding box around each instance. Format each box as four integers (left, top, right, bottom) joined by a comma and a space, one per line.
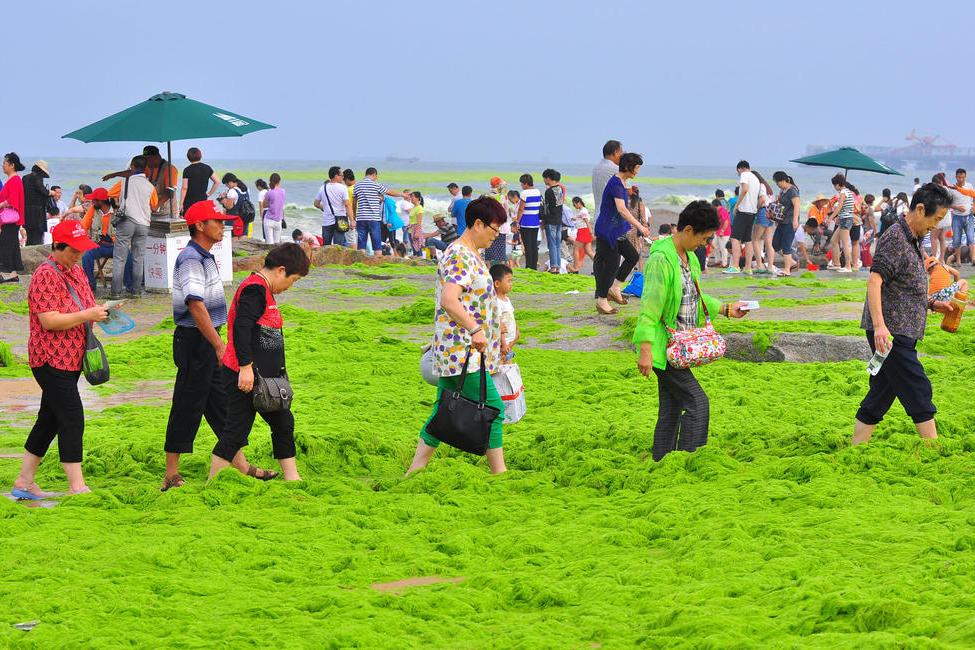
866, 347, 890, 376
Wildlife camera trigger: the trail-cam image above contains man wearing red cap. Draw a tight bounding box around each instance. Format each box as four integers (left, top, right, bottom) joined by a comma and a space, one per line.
161, 201, 269, 490
79, 188, 134, 294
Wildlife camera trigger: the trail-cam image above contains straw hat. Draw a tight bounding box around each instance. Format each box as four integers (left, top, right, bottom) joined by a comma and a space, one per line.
34, 160, 50, 176
813, 193, 829, 204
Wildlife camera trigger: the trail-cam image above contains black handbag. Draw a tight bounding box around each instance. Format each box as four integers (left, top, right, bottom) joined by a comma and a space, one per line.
424, 349, 501, 456
47, 261, 110, 385
252, 368, 293, 413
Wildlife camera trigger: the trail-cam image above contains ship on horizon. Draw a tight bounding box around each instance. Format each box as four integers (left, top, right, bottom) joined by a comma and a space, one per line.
806, 131, 975, 172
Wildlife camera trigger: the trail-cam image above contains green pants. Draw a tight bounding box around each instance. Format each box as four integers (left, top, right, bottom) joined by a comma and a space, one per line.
420, 373, 505, 449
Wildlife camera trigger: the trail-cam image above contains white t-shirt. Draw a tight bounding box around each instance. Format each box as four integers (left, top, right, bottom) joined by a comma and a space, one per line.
951, 182, 973, 215
574, 207, 590, 229
257, 189, 268, 209
737, 170, 760, 213
498, 296, 516, 345
397, 198, 412, 221
315, 182, 349, 226
226, 187, 239, 208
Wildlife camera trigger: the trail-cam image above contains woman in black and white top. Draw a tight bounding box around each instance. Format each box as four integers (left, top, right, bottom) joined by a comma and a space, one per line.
827, 173, 857, 273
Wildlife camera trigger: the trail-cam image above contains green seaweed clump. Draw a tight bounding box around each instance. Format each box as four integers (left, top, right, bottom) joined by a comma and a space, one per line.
0, 340, 14, 367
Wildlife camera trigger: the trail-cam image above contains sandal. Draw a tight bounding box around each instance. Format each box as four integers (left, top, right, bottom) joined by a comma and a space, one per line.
607, 292, 629, 306
160, 474, 186, 492
246, 465, 280, 481
596, 305, 619, 315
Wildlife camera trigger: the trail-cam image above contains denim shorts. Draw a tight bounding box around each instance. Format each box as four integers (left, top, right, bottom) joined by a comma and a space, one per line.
755, 207, 773, 228
838, 217, 854, 230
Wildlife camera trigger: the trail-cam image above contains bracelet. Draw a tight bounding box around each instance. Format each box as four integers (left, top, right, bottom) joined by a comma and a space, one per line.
469, 326, 482, 336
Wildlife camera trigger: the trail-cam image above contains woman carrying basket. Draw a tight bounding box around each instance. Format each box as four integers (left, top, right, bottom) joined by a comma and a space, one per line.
406, 197, 508, 476
634, 201, 748, 461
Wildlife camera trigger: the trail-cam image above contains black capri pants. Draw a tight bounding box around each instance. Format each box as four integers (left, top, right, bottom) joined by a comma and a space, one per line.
213, 366, 296, 462
856, 332, 936, 425
593, 237, 639, 299
652, 365, 710, 461
25, 364, 85, 463
164, 326, 228, 454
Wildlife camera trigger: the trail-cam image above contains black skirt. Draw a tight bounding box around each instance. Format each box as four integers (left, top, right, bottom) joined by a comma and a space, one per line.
0, 223, 23, 273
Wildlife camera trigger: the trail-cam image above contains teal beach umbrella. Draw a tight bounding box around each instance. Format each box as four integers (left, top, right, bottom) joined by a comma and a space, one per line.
63, 92, 275, 218
790, 147, 903, 177
62, 91, 275, 143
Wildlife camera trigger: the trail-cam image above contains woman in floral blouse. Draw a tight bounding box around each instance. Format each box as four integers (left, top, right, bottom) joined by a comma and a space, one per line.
11, 221, 108, 499
407, 197, 508, 475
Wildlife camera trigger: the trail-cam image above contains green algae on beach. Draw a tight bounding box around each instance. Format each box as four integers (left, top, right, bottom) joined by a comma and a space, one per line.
227, 167, 734, 189
2, 277, 975, 647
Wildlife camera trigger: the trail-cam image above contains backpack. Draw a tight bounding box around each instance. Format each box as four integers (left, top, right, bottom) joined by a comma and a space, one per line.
235, 184, 256, 222
879, 201, 898, 233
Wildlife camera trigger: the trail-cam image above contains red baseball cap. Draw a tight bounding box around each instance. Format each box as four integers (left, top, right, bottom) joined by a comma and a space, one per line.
84, 187, 109, 201
51, 221, 98, 252
490, 176, 505, 188
184, 201, 236, 226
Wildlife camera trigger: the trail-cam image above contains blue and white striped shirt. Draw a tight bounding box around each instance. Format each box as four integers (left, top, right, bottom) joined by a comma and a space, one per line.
520, 188, 542, 228
352, 177, 388, 221
173, 241, 227, 328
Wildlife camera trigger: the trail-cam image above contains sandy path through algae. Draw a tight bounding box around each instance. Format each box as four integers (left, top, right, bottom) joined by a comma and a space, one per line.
2, 269, 975, 646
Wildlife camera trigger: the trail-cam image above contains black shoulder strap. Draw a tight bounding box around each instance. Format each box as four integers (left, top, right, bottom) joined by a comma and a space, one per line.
323, 183, 337, 217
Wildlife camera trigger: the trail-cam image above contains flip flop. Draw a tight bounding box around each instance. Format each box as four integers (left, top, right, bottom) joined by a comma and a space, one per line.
11, 487, 46, 501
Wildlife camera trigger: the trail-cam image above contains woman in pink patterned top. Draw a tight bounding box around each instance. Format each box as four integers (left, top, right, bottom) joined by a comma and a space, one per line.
11, 221, 109, 500
407, 197, 508, 476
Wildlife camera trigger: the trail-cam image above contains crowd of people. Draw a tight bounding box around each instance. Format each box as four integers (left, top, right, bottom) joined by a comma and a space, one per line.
2, 138, 968, 497
706, 163, 975, 277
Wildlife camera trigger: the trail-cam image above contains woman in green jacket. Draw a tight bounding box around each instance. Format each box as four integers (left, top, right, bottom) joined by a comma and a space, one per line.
634, 201, 748, 461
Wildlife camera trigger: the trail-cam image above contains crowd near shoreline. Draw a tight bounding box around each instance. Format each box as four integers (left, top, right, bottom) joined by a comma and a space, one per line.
0, 138, 970, 499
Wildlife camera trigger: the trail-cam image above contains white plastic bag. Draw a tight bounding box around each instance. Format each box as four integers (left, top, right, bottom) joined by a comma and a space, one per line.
492, 363, 526, 424
420, 344, 439, 386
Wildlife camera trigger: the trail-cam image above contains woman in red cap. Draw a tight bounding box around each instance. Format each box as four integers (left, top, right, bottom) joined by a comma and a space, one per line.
11, 221, 110, 499
0, 152, 27, 283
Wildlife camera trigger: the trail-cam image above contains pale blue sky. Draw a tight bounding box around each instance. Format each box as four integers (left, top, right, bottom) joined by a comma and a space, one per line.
3, 0, 968, 165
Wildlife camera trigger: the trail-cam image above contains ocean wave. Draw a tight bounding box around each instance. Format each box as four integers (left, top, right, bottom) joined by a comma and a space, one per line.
649, 193, 707, 207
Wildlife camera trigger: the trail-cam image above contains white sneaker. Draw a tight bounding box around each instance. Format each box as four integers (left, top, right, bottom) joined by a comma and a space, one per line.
836, 267, 852, 273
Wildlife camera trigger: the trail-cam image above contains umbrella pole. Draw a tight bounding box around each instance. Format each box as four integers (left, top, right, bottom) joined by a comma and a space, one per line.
167, 140, 174, 218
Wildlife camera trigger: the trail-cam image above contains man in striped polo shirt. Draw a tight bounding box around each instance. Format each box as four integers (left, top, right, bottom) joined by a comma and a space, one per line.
352, 167, 405, 257
161, 201, 258, 490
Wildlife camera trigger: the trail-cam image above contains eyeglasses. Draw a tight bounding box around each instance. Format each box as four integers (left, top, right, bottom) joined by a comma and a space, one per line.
487, 224, 499, 233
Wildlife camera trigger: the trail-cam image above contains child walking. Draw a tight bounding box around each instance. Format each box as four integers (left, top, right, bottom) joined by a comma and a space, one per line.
491, 264, 519, 361
570, 196, 595, 273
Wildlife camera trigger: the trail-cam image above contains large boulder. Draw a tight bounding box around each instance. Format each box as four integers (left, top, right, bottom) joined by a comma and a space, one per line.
20, 245, 52, 274
724, 332, 870, 363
